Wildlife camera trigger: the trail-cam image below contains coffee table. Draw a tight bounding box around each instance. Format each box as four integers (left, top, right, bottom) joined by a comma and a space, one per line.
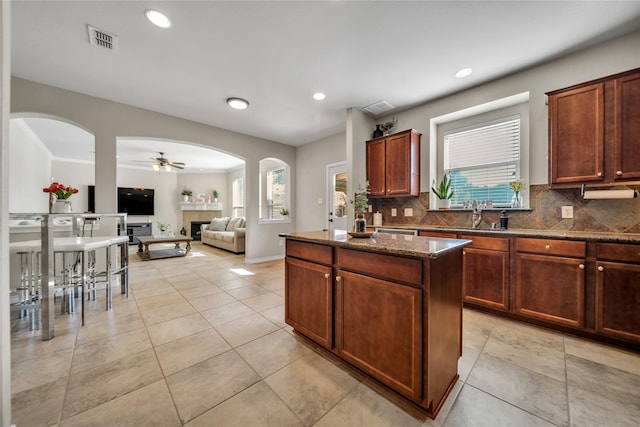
137, 235, 193, 261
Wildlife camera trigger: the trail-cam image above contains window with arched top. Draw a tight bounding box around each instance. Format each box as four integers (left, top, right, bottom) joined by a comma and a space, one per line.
259, 158, 290, 221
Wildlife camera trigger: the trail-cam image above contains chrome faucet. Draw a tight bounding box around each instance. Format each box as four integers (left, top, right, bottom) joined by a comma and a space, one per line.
471, 199, 482, 228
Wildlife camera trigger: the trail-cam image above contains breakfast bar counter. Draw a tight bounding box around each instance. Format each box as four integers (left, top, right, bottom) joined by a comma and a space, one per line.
281, 230, 471, 418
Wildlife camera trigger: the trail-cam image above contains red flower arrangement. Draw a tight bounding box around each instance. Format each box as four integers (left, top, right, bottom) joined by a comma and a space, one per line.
43, 182, 79, 200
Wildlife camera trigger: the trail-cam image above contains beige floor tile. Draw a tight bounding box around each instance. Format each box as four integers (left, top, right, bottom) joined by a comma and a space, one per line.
200, 301, 256, 326
139, 300, 197, 326
177, 283, 224, 299
75, 311, 145, 346
215, 312, 279, 347
166, 350, 260, 423
458, 345, 480, 383
240, 291, 283, 312
185, 381, 302, 427
147, 312, 212, 346
260, 304, 286, 328
236, 329, 313, 378
265, 353, 359, 425
568, 384, 640, 427
186, 290, 237, 311
72, 328, 152, 372
59, 380, 182, 427
314, 382, 430, 427
467, 353, 568, 426
155, 329, 231, 376
12, 376, 67, 427
564, 335, 640, 376
226, 283, 272, 300
62, 348, 163, 418
443, 384, 556, 427
135, 290, 186, 311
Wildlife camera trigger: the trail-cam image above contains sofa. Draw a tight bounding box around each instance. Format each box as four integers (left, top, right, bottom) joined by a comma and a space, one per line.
200, 217, 246, 253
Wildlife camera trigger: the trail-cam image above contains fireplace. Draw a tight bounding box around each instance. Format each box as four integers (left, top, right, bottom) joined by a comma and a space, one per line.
190, 221, 211, 241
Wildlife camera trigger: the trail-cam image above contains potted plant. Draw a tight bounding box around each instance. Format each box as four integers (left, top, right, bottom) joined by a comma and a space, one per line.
431, 174, 454, 209
43, 181, 79, 213
380, 117, 398, 136
280, 208, 289, 217
181, 187, 192, 202
350, 181, 370, 232
212, 189, 219, 202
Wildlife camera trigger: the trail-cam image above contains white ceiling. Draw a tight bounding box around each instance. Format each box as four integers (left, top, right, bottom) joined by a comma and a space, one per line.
10, 1, 640, 167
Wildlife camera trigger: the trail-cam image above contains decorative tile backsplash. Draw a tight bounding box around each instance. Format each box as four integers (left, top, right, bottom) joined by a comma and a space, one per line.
367, 184, 640, 234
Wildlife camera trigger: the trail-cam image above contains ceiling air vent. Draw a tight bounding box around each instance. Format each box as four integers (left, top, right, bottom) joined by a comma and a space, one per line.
363, 100, 394, 116
87, 25, 118, 52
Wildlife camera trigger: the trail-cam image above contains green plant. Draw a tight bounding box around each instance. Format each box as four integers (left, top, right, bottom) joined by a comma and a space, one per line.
212, 189, 219, 199
157, 222, 170, 232
509, 181, 523, 193
181, 187, 192, 196
280, 208, 289, 216
380, 117, 398, 134
350, 181, 370, 215
431, 174, 454, 200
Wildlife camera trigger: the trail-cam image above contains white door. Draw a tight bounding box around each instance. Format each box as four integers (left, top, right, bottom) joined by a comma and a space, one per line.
327, 162, 348, 231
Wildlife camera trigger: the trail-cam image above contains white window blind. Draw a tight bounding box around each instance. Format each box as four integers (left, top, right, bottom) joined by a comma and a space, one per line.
444, 116, 520, 206
232, 177, 244, 217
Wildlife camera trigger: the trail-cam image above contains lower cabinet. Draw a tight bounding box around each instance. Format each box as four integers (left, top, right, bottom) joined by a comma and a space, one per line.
514, 238, 586, 328
335, 269, 422, 400
461, 235, 510, 311
285, 257, 333, 349
595, 243, 640, 342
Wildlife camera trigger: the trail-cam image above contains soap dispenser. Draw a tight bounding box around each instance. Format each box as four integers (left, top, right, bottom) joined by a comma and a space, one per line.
499, 210, 509, 230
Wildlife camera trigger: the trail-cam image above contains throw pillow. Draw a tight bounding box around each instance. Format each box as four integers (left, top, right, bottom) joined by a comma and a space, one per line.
209, 217, 230, 231
226, 217, 244, 231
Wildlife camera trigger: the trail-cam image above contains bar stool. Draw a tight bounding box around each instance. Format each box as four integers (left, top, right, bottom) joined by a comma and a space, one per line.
10, 241, 42, 330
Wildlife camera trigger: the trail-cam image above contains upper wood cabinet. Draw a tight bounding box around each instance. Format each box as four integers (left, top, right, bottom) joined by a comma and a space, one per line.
366, 129, 421, 197
547, 68, 640, 187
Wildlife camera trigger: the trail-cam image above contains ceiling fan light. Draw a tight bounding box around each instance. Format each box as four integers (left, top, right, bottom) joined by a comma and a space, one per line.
152, 164, 160, 171
227, 97, 249, 110
164, 164, 172, 171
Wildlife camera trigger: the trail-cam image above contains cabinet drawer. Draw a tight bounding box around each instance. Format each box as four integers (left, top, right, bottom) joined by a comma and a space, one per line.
597, 243, 640, 263
460, 235, 509, 252
336, 248, 422, 286
515, 238, 585, 258
286, 240, 333, 265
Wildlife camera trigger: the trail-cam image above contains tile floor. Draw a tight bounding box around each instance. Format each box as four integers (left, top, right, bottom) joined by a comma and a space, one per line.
10, 242, 640, 426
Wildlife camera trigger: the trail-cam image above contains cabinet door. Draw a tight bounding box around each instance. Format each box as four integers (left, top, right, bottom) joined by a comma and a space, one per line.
595, 261, 640, 343
366, 139, 386, 196
385, 132, 413, 196
285, 257, 333, 349
463, 248, 509, 311
613, 72, 640, 181
548, 83, 605, 185
335, 269, 422, 400
515, 253, 585, 328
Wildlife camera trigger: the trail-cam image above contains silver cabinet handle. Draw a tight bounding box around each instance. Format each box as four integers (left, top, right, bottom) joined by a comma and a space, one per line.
597, 266, 604, 272
324, 273, 330, 279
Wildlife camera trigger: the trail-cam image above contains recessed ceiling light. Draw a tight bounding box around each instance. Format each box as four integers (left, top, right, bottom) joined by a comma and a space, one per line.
145, 9, 171, 28
455, 68, 473, 78
313, 92, 326, 101
227, 97, 250, 110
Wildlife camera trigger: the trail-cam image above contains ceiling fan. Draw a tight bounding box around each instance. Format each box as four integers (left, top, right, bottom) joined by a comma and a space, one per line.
134, 152, 186, 171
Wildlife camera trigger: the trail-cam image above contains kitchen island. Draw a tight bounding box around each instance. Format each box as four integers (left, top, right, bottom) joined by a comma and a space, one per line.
281, 230, 471, 418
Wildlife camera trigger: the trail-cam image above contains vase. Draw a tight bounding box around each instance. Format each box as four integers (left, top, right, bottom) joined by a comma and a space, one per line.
437, 199, 451, 209
355, 214, 366, 233
373, 124, 383, 138
52, 199, 72, 213
182, 195, 189, 202
511, 192, 521, 208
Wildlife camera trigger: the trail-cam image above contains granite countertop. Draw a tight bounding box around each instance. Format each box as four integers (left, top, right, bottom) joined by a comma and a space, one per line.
280, 230, 471, 259
375, 225, 640, 244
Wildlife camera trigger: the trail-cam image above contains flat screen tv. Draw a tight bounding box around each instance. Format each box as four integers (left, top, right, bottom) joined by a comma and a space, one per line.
88, 186, 155, 215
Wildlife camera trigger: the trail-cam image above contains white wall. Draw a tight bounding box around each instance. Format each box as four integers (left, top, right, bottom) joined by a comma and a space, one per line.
11, 79, 296, 263
9, 119, 52, 213
295, 131, 346, 231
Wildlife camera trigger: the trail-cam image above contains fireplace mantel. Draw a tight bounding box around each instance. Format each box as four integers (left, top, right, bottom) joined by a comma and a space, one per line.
182, 209, 221, 237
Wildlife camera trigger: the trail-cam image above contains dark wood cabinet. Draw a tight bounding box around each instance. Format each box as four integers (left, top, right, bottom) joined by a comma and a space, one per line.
547, 68, 640, 186
284, 241, 333, 349
514, 238, 586, 328
419, 230, 457, 239
335, 269, 422, 400
595, 243, 640, 342
366, 129, 421, 197
461, 235, 510, 311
